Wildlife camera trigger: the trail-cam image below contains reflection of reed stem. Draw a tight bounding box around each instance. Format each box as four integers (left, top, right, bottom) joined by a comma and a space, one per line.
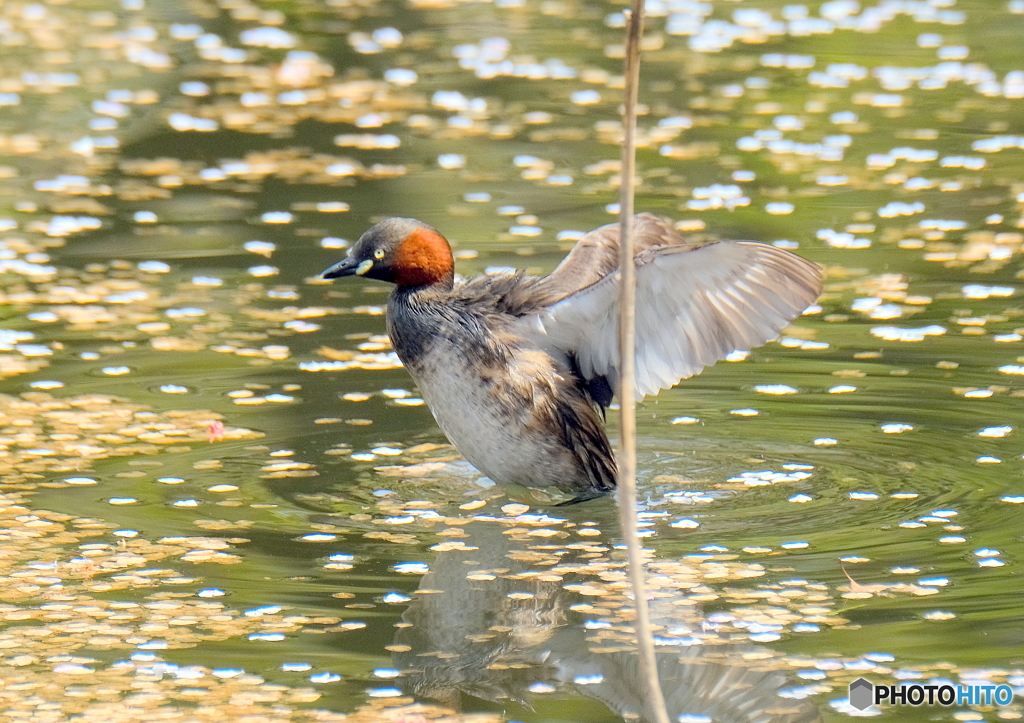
616, 2, 671, 723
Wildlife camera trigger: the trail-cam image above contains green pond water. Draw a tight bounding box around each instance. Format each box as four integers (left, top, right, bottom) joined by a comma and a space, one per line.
1, 0, 1023, 721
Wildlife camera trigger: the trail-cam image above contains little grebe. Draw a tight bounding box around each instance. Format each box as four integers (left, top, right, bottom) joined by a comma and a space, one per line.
322, 213, 822, 503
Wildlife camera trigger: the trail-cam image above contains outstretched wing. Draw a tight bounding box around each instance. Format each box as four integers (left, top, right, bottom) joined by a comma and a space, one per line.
531, 214, 822, 400
536, 213, 688, 302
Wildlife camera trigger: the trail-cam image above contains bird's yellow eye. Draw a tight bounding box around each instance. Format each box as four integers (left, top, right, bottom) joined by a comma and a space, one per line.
373, 248, 385, 259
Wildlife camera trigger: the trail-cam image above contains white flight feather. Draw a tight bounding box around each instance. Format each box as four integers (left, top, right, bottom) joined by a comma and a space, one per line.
530, 240, 821, 400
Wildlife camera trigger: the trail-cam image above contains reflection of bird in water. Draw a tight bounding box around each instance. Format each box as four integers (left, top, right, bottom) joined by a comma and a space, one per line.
393, 522, 567, 707
550, 644, 820, 723
321, 214, 821, 503
390, 521, 821, 723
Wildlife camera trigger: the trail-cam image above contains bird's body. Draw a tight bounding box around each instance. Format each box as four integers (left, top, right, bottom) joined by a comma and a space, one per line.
387, 274, 616, 498
322, 214, 822, 502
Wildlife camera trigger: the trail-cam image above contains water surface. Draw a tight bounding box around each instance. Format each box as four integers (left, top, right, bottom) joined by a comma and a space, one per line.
1, 0, 1023, 720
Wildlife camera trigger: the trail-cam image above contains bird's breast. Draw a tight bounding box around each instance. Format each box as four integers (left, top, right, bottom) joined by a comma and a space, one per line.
385, 299, 582, 488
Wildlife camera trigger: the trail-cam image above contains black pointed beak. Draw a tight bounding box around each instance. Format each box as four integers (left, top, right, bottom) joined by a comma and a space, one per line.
321, 256, 360, 279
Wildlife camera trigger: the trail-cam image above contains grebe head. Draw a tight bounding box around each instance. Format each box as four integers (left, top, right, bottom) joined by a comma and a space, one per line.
321, 217, 454, 289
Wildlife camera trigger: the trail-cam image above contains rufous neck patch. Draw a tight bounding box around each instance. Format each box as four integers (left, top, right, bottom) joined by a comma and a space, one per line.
392, 227, 455, 288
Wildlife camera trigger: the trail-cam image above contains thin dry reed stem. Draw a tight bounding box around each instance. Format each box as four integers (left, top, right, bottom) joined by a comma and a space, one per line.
615, 2, 671, 722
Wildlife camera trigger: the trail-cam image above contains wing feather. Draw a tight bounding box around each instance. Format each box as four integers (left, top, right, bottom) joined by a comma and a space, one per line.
533, 226, 822, 401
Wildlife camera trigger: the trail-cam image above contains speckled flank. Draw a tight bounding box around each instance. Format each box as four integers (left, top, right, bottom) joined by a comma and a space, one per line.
388, 280, 615, 495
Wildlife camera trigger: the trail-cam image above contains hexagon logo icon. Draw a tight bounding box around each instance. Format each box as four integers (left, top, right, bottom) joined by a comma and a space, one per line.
849, 677, 874, 710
